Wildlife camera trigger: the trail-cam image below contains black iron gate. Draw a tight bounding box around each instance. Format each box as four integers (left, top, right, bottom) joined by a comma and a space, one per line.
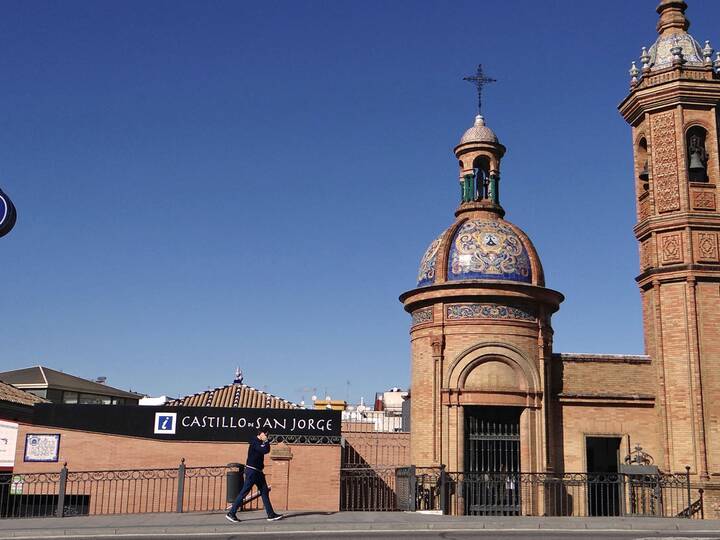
464, 406, 522, 515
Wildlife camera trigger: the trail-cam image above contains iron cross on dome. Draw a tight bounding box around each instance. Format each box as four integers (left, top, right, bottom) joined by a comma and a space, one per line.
463, 64, 497, 115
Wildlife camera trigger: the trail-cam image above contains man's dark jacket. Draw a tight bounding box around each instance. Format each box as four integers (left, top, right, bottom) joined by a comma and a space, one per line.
246, 438, 270, 471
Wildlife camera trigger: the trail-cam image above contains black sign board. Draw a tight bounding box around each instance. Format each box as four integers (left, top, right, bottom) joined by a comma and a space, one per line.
33, 404, 341, 443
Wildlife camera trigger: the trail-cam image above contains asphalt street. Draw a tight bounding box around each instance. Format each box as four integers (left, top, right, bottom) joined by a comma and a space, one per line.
3, 512, 720, 540
12, 532, 720, 540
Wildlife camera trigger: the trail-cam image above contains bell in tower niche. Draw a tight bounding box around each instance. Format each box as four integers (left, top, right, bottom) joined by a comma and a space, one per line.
639, 160, 650, 191
688, 130, 709, 182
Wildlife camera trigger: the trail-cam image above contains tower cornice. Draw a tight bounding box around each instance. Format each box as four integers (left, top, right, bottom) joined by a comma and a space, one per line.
619, 74, 720, 125
636, 265, 720, 288
399, 280, 563, 314
634, 211, 720, 240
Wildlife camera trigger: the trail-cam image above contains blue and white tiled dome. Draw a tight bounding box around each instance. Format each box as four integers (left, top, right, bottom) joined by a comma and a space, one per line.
416, 219, 540, 287
447, 220, 531, 283
417, 234, 444, 287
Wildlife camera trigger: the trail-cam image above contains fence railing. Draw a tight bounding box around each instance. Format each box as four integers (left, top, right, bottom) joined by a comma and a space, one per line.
340, 466, 398, 511
407, 467, 703, 518
0, 460, 261, 519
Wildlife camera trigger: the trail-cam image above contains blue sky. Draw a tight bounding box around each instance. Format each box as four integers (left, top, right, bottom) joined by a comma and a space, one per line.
2, 1, 719, 405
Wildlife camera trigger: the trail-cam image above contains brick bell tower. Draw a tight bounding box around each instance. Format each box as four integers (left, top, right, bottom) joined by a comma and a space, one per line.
619, 0, 720, 479
400, 71, 563, 474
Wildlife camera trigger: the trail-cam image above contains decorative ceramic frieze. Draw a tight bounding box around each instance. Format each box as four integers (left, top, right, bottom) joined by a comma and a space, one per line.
411, 308, 433, 326
446, 303, 535, 322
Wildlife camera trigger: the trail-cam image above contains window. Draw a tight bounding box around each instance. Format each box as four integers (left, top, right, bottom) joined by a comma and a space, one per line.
62, 391, 78, 404
79, 393, 104, 405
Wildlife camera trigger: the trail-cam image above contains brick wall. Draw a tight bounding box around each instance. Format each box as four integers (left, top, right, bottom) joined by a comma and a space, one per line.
697, 282, 720, 474
13, 423, 340, 512
341, 429, 410, 468
553, 403, 661, 472
551, 354, 655, 398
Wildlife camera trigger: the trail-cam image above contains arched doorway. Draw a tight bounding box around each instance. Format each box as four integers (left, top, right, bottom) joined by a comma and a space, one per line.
445, 347, 543, 516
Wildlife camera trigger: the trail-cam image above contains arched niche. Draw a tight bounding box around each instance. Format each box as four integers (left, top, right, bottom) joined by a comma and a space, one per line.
462, 358, 528, 393
637, 137, 649, 193
446, 342, 540, 396
686, 125, 709, 182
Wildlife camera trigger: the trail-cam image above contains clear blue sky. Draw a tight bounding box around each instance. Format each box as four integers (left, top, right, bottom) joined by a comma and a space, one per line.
2, 1, 719, 404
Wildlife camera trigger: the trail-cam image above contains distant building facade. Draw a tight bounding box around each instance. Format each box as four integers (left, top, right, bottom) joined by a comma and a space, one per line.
0, 366, 142, 405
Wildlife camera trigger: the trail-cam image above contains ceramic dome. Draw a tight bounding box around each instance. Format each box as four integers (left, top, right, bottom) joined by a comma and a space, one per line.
447, 219, 531, 282
459, 115, 498, 145
648, 32, 704, 69
417, 233, 445, 287
416, 217, 542, 288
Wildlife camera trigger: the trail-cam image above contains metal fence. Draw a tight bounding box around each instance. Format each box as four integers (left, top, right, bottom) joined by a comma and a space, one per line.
340, 466, 399, 511
0, 460, 262, 519
339, 428, 410, 511
411, 468, 703, 518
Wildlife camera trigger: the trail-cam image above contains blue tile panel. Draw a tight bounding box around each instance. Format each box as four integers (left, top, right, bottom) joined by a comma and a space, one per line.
447, 220, 531, 283
417, 235, 442, 287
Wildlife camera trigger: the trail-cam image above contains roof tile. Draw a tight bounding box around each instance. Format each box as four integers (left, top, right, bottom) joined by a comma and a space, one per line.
0, 380, 48, 406
168, 383, 297, 409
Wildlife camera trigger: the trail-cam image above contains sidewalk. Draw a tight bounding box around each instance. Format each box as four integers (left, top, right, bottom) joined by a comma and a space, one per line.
2, 511, 720, 538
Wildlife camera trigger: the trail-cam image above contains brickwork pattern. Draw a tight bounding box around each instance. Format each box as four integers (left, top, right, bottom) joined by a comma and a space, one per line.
650, 110, 681, 213
12, 424, 340, 512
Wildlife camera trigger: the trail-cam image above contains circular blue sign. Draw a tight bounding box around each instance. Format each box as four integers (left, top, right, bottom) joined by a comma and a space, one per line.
0, 188, 17, 238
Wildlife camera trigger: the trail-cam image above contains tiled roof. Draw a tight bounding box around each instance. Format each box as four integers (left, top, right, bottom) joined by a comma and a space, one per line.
168, 383, 298, 409
0, 366, 143, 399
0, 380, 48, 406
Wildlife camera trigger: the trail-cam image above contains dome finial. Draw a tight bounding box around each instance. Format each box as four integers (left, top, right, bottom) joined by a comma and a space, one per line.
656, 0, 689, 36
463, 64, 496, 116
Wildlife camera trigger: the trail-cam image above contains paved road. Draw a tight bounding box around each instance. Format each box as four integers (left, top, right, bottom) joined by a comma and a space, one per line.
3, 511, 720, 540
13, 532, 720, 540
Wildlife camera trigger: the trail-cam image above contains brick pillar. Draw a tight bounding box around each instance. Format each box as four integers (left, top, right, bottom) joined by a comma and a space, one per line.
269, 443, 293, 511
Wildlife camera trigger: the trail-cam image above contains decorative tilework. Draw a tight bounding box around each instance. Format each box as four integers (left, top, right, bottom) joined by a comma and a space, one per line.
651, 111, 680, 213
648, 34, 704, 70
446, 303, 536, 321
417, 236, 442, 287
693, 190, 716, 211
411, 308, 433, 326
447, 220, 531, 283
660, 233, 683, 264
697, 232, 719, 262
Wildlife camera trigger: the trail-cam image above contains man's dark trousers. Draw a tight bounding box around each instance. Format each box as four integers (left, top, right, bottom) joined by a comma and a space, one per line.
229, 468, 275, 517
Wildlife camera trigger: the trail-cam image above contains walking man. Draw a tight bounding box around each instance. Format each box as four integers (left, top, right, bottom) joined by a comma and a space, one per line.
226, 427, 283, 522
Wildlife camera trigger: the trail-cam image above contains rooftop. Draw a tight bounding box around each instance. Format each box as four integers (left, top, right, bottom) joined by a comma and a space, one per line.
0, 380, 48, 407
168, 382, 298, 409
0, 366, 143, 399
